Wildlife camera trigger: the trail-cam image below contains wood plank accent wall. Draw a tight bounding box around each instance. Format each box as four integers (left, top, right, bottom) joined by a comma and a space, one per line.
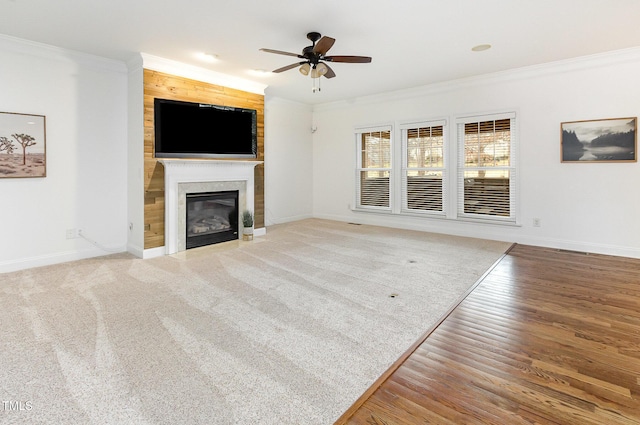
143, 69, 265, 249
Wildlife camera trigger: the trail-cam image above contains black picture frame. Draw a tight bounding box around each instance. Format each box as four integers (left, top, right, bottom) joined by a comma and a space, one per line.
561, 117, 636, 163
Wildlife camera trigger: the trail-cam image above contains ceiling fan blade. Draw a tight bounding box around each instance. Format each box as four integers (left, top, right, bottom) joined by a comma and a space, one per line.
313, 36, 335, 55
272, 62, 304, 73
260, 48, 304, 58
323, 63, 336, 79
324, 55, 372, 63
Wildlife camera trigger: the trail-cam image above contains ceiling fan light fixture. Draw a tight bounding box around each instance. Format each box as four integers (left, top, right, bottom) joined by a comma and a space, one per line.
299, 63, 310, 75
316, 62, 329, 77
310, 63, 329, 79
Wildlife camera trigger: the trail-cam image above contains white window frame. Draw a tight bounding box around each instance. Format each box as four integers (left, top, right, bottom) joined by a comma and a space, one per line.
399, 119, 448, 217
354, 125, 393, 212
454, 112, 518, 224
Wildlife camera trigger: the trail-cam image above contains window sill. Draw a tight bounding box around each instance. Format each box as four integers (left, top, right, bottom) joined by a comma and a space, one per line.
454, 216, 522, 227
351, 206, 393, 215
400, 209, 446, 219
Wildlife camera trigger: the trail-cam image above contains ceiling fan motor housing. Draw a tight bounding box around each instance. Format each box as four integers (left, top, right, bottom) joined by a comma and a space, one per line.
302, 46, 320, 64
306, 32, 322, 43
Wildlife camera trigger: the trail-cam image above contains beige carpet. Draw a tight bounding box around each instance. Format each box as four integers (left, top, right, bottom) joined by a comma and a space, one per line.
0, 219, 510, 425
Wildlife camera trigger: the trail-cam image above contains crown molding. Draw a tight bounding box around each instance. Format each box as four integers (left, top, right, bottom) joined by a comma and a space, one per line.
314, 46, 640, 112
0, 33, 127, 73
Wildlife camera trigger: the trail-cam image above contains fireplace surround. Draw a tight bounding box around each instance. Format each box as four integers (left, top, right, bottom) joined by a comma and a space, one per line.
158, 159, 262, 254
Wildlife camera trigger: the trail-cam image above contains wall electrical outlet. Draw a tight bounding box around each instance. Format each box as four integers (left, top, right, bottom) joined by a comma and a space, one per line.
533, 218, 541, 227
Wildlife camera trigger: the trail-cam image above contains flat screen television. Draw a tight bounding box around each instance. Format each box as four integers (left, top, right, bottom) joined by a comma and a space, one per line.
154, 98, 257, 159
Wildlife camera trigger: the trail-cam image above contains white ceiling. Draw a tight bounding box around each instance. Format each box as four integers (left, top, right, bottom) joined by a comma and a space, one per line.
2, 0, 640, 105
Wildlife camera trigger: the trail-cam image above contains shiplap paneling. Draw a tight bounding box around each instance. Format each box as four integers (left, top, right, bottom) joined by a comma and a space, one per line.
143, 69, 264, 249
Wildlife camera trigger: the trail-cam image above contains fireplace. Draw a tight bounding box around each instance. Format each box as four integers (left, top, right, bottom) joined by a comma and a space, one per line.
186, 190, 239, 249
158, 159, 262, 255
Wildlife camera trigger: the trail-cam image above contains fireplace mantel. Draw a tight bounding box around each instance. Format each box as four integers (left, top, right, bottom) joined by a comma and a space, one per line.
159, 159, 262, 179
158, 159, 263, 254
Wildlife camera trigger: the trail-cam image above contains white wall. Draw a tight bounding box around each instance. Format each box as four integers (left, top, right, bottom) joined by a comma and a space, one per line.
311, 48, 640, 258
2, 34, 638, 271
264, 96, 313, 225
0, 36, 128, 272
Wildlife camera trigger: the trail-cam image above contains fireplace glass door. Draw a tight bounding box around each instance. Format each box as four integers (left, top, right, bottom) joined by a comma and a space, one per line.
186, 190, 239, 249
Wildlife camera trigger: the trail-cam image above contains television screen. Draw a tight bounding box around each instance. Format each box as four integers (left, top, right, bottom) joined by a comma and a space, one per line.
154, 98, 257, 159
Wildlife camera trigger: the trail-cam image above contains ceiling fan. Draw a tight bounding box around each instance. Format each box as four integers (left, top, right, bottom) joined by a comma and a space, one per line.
260, 32, 372, 88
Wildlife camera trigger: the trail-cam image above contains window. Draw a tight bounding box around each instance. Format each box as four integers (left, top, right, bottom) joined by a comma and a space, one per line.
356, 127, 392, 210
354, 112, 517, 225
456, 113, 516, 222
401, 121, 447, 215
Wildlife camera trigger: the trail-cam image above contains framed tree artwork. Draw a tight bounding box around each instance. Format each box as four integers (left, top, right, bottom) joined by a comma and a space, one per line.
0, 112, 46, 178
561, 117, 636, 162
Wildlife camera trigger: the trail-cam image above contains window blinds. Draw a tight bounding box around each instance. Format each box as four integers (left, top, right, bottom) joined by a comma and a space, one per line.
357, 129, 392, 209
456, 115, 516, 222
402, 123, 446, 214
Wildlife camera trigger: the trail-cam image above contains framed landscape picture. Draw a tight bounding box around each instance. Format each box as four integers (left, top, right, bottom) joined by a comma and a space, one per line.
0, 112, 46, 178
561, 117, 636, 163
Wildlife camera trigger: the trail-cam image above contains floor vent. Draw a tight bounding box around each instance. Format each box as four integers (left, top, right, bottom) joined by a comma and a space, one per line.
556, 249, 590, 255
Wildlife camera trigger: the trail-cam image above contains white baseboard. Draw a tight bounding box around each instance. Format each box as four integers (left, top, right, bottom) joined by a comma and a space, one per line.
512, 235, 640, 259
127, 243, 144, 258
0, 247, 120, 274
265, 213, 313, 226
143, 246, 166, 259
312, 212, 640, 259
6, 219, 634, 274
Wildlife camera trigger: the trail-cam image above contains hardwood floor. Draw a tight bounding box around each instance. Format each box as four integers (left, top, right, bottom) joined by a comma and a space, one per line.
336, 244, 640, 424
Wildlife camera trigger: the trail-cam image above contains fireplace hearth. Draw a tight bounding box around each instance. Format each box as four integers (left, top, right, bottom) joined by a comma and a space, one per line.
186, 190, 239, 249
